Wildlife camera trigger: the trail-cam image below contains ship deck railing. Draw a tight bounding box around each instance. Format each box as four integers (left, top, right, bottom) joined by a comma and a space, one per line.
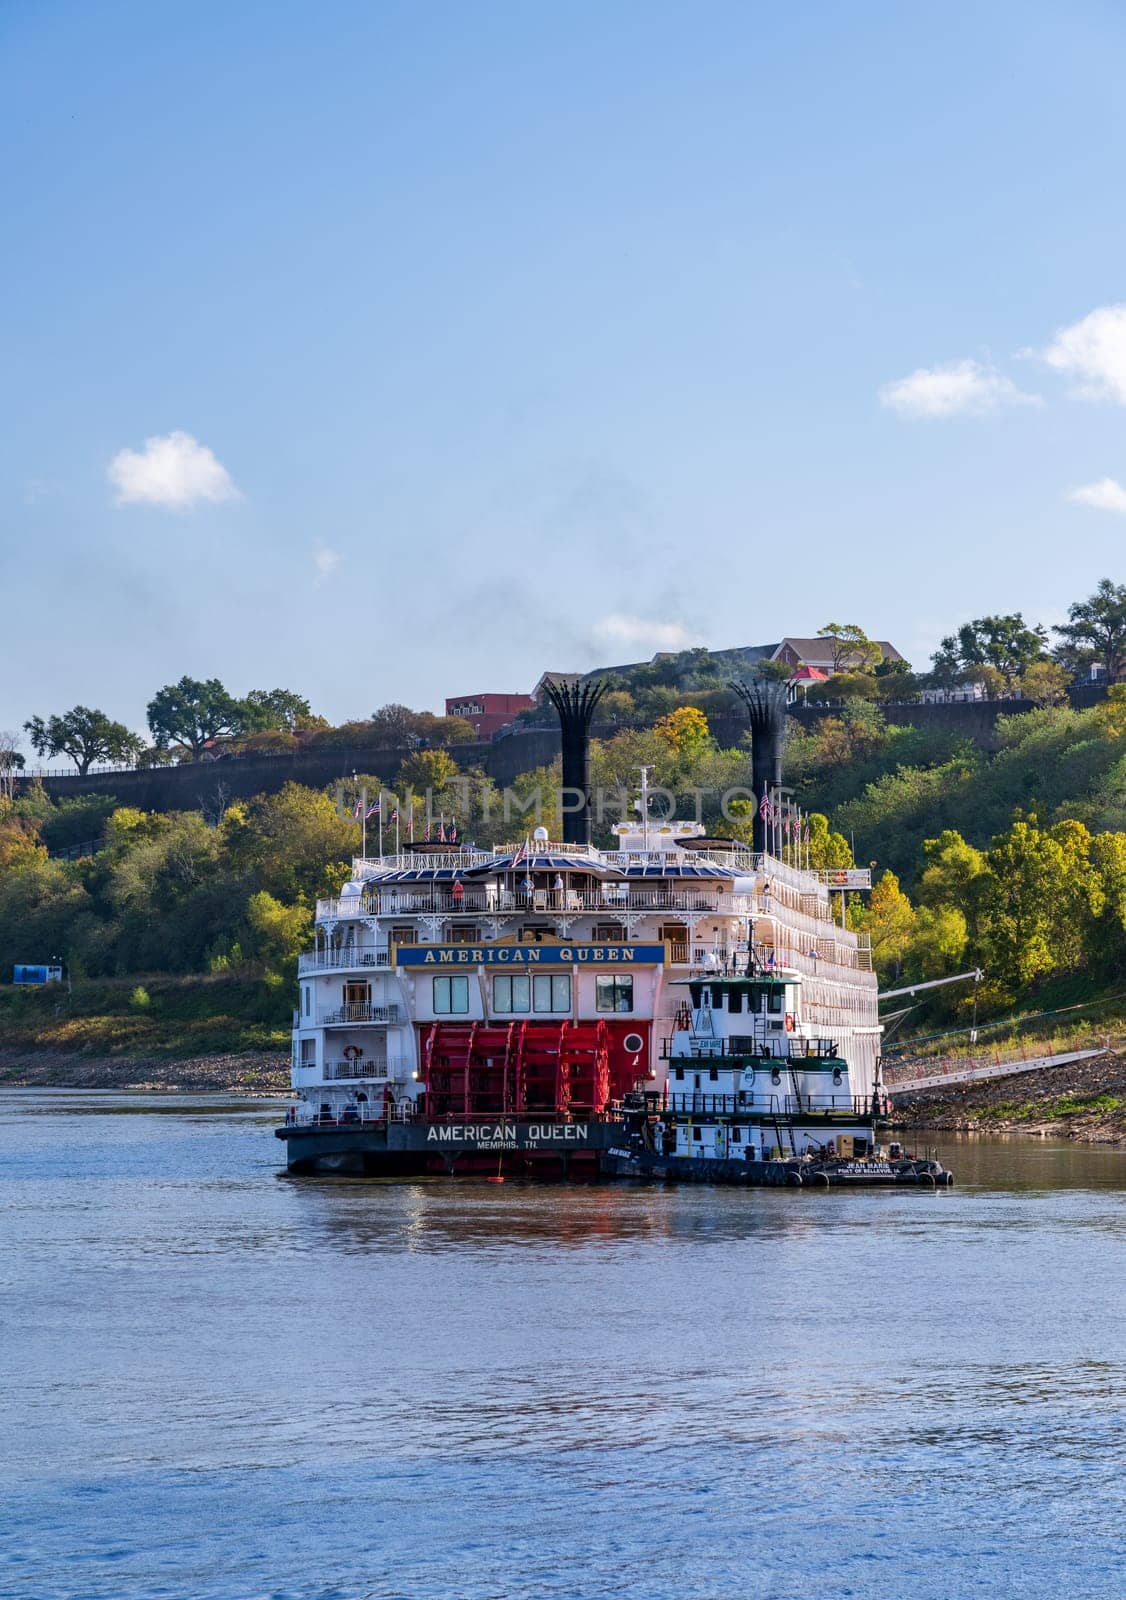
317, 1003, 403, 1026
317, 888, 760, 918
663, 1035, 842, 1061
298, 946, 391, 973
665, 1092, 871, 1117
319, 1055, 413, 1081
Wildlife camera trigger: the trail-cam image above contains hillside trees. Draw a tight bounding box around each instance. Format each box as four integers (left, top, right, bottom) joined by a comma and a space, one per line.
1054, 578, 1126, 682
931, 614, 1049, 690
23, 707, 143, 775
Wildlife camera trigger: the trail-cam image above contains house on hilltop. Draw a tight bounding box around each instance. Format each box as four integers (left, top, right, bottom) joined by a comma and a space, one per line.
771, 636, 904, 674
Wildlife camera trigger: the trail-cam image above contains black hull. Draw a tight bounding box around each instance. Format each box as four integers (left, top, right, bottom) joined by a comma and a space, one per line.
276, 1119, 951, 1186
599, 1151, 954, 1187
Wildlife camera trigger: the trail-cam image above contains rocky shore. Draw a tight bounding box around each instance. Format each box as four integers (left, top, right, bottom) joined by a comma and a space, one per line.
0, 1050, 290, 1094
893, 1048, 1126, 1146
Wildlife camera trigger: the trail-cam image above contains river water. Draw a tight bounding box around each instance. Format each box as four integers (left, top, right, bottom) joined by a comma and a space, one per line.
2, 1090, 1125, 1600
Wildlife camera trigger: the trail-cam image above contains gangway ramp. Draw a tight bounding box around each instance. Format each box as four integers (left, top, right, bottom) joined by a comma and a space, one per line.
884, 1049, 1103, 1097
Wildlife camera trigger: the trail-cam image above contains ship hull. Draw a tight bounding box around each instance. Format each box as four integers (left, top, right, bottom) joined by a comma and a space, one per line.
276, 1117, 615, 1176
276, 1119, 951, 1186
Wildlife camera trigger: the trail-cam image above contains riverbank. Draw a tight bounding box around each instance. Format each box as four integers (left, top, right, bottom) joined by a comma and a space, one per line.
893, 1048, 1126, 1145
0, 1049, 290, 1094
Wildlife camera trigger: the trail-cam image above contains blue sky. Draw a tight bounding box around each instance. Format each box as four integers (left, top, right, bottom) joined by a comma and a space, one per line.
4, 0, 1126, 748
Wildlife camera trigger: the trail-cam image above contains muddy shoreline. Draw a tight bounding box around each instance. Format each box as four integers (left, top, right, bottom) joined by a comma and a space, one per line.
0, 1050, 290, 1095
891, 1048, 1126, 1146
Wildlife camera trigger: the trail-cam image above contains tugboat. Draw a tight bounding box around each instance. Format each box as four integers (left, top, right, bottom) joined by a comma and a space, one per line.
599, 964, 953, 1187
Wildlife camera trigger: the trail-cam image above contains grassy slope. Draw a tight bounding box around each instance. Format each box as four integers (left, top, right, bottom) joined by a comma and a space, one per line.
0, 974, 291, 1060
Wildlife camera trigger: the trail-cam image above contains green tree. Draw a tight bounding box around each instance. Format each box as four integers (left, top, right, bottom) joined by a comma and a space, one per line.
1055, 578, 1126, 682
653, 705, 712, 763
818, 623, 883, 674
23, 707, 142, 775
976, 817, 1103, 989
1089, 831, 1126, 967
399, 749, 461, 795
246, 890, 311, 967
239, 688, 313, 732
906, 905, 969, 978
1020, 660, 1071, 706
917, 830, 988, 911
222, 784, 357, 906
857, 869, 916, 980
805, 812, 853, 869
932, 614, 1048, 689
147, 677, 244, 758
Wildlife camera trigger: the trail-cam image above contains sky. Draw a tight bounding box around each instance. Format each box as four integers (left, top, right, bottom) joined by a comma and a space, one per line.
3, 0, 1126, 750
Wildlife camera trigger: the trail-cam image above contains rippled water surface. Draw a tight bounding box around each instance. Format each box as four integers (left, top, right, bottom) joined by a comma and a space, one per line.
2, 1090, 1126, 1599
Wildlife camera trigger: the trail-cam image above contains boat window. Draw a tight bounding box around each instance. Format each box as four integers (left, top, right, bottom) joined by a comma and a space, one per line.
433, 976, 470, 1014
533, 974, 571, 1013
595, 975, 633, 1013
674, 1066, 684, 1081
448, 924, 480, 945
768, 990, 783, 1014
302, 986, 310, 1017
692, 1127, 702, 1141
708, 1066, 718, 1082
300, 1038, 316, 1065
593, 923, 625, 943
493, 974, 531, 1013
728, 989, 743, 1014
731, 1127, 741, 1142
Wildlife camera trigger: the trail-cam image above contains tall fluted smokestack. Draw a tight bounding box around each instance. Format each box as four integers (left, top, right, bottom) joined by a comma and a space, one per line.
730, 679, 789, 853
543, 678, 607, 845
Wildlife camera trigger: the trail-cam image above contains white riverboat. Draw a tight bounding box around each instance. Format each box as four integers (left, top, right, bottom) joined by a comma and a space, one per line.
279, 815, 884, 1175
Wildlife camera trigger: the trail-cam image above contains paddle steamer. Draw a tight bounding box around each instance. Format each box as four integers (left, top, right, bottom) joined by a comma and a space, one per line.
276, 681, 952, 1187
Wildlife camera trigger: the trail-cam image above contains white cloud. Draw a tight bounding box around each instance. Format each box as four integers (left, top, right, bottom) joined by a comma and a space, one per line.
108, 430, 240, 509
591, 614, 700, 654
313, 544, 342, 583
1039, 304, 1126, 404
1067, 477, 1126, 515
879, 359, 1040, 419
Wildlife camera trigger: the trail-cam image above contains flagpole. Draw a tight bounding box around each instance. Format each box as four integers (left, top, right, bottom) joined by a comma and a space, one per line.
395, 810, 400, 855
361, 785, 367, 858
378, 795, 383, 860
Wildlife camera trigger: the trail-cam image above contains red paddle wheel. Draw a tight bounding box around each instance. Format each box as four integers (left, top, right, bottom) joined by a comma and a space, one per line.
420, 1019, 613, 1120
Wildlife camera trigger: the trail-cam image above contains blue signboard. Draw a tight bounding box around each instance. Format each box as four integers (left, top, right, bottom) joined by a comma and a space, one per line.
13, 965, 63, 985
393, 943, 665, 968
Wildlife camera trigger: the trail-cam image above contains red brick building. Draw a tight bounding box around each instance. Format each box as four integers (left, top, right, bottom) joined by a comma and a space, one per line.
445, 692, 536, 739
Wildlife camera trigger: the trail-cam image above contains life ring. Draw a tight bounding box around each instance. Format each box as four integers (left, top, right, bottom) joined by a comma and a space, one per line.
784, 1013, 795, 1032
343, 1044, 363, 1062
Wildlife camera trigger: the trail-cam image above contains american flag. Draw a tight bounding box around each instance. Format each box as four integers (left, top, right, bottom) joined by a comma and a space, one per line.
364, 800, 380, 820
449, 822, 457, 843
351, 797, 363, 820
758, 791, 773, 822
512, 837, 528, 867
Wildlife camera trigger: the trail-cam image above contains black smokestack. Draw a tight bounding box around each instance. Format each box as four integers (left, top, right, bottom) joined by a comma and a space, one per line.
544, 678, 606, 845
730, 679, 788, 853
